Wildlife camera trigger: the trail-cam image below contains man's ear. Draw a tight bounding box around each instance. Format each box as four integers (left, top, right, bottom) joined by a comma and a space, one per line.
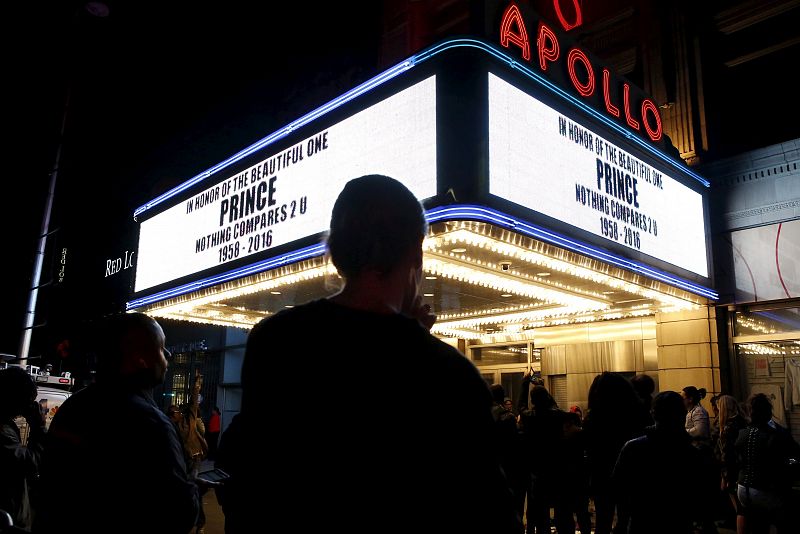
413, 238, 424, 269
136, 356, 151, 370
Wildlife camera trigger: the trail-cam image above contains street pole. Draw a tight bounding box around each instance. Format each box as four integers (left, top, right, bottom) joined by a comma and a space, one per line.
18, 88, 71, 366
18, 2, 109, 366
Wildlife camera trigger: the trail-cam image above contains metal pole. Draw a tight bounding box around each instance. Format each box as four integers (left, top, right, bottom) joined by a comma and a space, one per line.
18, 88, 72, 365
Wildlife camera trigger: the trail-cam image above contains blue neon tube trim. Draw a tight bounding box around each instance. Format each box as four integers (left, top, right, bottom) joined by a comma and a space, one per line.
127, 204, 716, 310
127, 243, 328, 309
134, 39, 708, 219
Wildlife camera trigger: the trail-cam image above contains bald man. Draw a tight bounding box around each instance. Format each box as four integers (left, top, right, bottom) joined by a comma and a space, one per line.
35, 313, 199, 533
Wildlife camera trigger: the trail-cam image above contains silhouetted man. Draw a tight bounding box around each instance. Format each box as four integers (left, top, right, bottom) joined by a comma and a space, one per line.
217, 175, 520, 533
35, 313, 198, 533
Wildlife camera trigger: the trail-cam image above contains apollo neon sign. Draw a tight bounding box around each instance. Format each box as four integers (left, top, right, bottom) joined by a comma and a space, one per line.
498, 2, 663, 143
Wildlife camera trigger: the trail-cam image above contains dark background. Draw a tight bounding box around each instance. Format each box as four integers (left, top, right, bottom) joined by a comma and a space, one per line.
2, 1, 383, 358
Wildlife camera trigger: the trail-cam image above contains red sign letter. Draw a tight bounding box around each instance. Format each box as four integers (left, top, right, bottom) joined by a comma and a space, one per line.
537, 23, 560, 71
623, 83, 640, 131
553, 0, 583, 31
641, 99, 662, 141
567, 48, 595, 97
500, 3, 530, 61
602, 69, 620, 117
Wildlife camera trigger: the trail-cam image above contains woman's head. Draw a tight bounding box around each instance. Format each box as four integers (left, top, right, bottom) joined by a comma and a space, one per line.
747, 393, 773, 426
681, 386, 706, 409
326, 175, 427, 280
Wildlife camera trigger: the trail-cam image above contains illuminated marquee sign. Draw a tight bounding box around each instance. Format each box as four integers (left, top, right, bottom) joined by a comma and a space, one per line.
497, 2, 663, 144
134, 76, 437, 292
489, 73, 708, 277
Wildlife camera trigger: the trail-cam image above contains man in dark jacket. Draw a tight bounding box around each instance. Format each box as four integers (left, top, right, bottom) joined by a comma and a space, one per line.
34, 313, 199, 533
613, 391, 704, 534
218, 175, 520, 534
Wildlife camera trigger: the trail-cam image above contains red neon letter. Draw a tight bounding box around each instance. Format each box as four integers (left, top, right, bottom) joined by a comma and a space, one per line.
500, 3, 530, 61
602, 69, 620, 117
567, 48, 595, 97
623, 83, 640, 130
641, 99, 662, 141
553, 0, 583, 31
537, 23, 560, 71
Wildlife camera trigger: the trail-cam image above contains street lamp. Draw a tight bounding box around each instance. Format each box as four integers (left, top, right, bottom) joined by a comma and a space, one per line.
18, 2, 109, 366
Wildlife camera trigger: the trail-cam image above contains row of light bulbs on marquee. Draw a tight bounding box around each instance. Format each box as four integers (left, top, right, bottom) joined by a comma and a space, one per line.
143, 223, 703, 335
735, 315, 781, 335
738, 342, 800, 356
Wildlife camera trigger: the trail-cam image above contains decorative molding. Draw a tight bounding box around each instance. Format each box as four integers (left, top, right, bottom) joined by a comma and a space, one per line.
723, 199, 800, 222
714, 0, 800, 34
724, 36, 800, 67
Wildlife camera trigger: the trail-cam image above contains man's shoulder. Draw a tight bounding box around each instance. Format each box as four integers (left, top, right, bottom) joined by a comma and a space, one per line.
250, 299, 328, 335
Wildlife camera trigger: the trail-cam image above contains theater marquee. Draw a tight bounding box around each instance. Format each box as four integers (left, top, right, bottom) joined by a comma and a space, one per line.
134, 76, 437, 292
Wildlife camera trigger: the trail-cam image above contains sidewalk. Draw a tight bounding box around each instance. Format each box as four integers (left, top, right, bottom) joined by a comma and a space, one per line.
200, 487, 225, 534
198, 460, 225, 534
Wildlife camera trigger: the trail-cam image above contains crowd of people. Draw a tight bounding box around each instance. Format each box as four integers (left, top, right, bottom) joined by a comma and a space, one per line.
1, 175, 799, 533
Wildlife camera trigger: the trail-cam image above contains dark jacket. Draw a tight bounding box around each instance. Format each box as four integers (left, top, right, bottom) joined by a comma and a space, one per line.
0, 417, 44, 529
221, 299, 520, 534
736, 422, 800, 492
34, 383, 199, 533
613, 425, 703, 534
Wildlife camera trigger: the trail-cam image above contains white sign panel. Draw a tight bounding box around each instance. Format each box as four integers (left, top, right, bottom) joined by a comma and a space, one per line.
489, 73, 708, 277
135, 76, 437, 292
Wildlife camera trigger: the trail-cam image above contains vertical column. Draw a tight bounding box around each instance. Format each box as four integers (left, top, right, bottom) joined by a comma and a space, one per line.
638, 1, 708, 165
656, 306, 721, 412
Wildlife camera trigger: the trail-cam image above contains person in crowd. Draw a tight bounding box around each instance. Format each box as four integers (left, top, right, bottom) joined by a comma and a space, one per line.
490, 384, 526, 521
631, 373, 656, 427
168, 402, 209, 534
34, 313, 199, 533
682, 386, 719, 533
735, 393, 800, 534
490, 384, 509, 421
553, 410, 591, 534
207, 406, 221, 459
682, 386, 711, 445
503, 398, 515, 416
582, 372, 645, 534
613, 391, 704, 533
0, 366, 45, 530
569, 404, 584, 421
709, 394, 722, 444
715, 394, 748, 533
216, 175, 520, 533
518, 385, 563, 534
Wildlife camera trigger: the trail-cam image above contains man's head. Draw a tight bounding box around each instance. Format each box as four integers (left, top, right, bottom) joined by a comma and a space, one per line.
631, 373, 655, 400
651, 391, 686, 430
95, 313, 169, 388
489, 383, 505, 405
326, 175, 427, 302
0, 366, 37, 419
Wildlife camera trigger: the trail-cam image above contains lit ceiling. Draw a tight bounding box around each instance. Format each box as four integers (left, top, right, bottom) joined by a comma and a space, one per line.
141, 221, 707, 340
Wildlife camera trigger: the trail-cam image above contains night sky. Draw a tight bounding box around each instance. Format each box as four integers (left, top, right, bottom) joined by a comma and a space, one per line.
2, 1, 383, 356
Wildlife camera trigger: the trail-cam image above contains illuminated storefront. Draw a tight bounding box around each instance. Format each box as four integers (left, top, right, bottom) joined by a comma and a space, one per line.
128, 5, 722, 418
